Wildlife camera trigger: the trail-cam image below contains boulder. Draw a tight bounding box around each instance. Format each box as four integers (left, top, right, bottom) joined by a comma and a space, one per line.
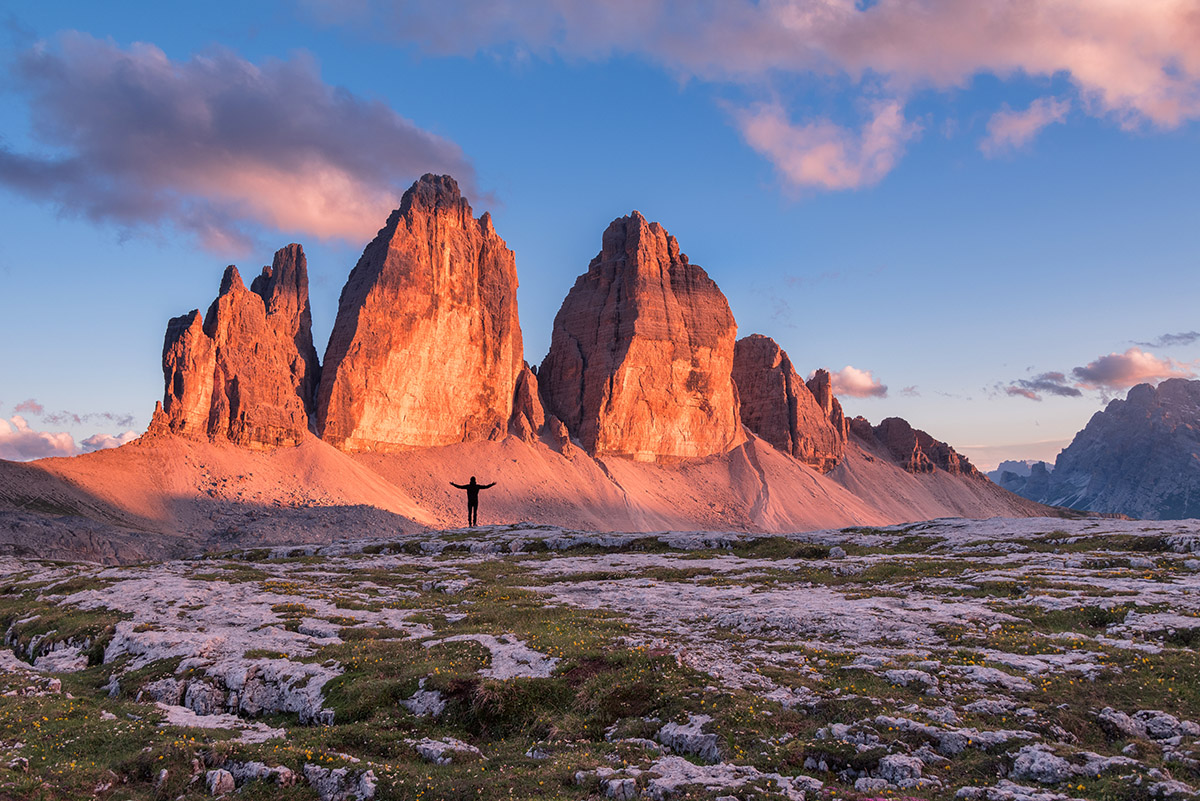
731, 335, 845, 471
316, 175, 523, 452
160, 245, 320, 448
539, 211, 743, 461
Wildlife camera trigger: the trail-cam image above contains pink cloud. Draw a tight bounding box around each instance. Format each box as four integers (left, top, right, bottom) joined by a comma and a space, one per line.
734, 100, 919, 190
0, 415, 76, 461
1071, 347, 1195, 390
0, 416, 138, 462
80, 431, 138, 453
0, 33, 473, 252
12, 399, 44, 416
981, 97, 1071, 156
817, 365, 888, 398
317, 1, 1200, 186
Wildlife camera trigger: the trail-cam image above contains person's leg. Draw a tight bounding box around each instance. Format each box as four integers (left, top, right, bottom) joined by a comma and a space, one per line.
469, 501, 478, 526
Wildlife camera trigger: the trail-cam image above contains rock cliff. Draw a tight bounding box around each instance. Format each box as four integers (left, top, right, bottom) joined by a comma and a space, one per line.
538, 212, 743, 461
1016, 379, 1200, 519
731, 335, 845, 472
160, 245, 319, 448
851, 416, 982, 478
316, 175, 523, 452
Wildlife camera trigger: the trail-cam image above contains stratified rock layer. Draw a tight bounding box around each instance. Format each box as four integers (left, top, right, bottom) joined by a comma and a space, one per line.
160, 245, 319, 448
852, 416, 981, 478
539, 212, 743, 461
732, 335, 845, 472
316, 175, 523, 452
1025, 379, 1200, 519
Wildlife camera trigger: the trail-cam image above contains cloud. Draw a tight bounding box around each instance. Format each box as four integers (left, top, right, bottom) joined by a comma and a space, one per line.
0, 415, 138, 461
818, 365, 888, 398
1134, 331, 1200, 348
0, 415, 76, 460
80, 431, 138, 453
1071, 347, 1195, 390
311, 2, 1200, 174
1004, 371, 1083, 401
1, 32, 473, 252
12, 399, 44, 416
734, 99, 920, 190
900, 385, 920, 397
44, 410, 136, 428
981, 96, 1070, 156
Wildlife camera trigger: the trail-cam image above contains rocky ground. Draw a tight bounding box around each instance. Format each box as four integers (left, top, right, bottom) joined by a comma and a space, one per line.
1, 516, 1198, 800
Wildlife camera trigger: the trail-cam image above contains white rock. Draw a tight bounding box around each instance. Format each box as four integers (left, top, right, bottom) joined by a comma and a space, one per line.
408, 737, 483, 765
206, 769, 235, 796
878, 753, 923, 783
1010, 746, 1073, 785
657, 714, 721, 762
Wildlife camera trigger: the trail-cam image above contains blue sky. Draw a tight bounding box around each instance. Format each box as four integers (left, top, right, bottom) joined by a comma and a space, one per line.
2, 1, 1199, 467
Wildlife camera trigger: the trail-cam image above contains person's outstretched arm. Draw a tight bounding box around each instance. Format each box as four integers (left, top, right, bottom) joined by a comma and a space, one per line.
450, 482, 468, 489
480, 482, 496, 489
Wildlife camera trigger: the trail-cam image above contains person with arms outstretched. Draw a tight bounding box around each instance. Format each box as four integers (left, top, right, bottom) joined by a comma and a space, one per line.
450, 475, 495, 527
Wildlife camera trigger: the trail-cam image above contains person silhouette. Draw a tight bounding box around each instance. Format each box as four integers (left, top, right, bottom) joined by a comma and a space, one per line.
450, 475, 495, 527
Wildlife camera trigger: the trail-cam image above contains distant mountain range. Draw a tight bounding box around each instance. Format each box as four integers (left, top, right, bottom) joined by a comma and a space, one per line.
995, 378, 1200, 520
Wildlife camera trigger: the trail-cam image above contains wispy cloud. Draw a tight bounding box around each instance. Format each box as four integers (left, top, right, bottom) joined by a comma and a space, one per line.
981, 97, 1070, 156
12, 399, 44, 416
1, 32, 473, 252
308, 1, 1200, 188
734, 100, 920, 190
1134, 331, 1200, 349
1003, 349, 1196, 400
43, 410, 136, 429
818, 365, 888, 398
1003, 372, 1083, 402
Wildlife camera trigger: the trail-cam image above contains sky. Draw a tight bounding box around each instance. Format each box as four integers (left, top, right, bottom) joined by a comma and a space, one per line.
1, 1, 1198, 469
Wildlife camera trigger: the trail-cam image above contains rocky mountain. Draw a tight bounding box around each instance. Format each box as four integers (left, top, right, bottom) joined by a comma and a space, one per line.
539, 212, 744, 461
0, 172, 1052, 561
849, 416, 982, 478
316, 175, 523, 452
158, 244, 320, 448
732, 335, 846, 472
1010, 379, 1200, 519
988, 461, 1053, 498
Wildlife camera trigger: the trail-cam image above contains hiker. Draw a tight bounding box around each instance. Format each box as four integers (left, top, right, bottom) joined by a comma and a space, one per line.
449, 475, 495, 527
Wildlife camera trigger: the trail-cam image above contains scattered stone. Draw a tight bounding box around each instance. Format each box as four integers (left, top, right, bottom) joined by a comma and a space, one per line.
408, 737, 483, 765
657, 714, 721, 763
1009, 745, 1073, 785
206, 769, 235, 796
302, 764, 377, 801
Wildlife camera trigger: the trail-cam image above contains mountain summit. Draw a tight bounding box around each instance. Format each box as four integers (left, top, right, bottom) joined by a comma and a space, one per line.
1011, 378, 1200, 519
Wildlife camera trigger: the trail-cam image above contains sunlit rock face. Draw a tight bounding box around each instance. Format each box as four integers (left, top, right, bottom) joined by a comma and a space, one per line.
508, 365, 545, 442
160, 244, 320, 448
732, 335, 845, 472
316, 175, 523, 452
539, 211, 743, 462
852, 416, 981, 478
